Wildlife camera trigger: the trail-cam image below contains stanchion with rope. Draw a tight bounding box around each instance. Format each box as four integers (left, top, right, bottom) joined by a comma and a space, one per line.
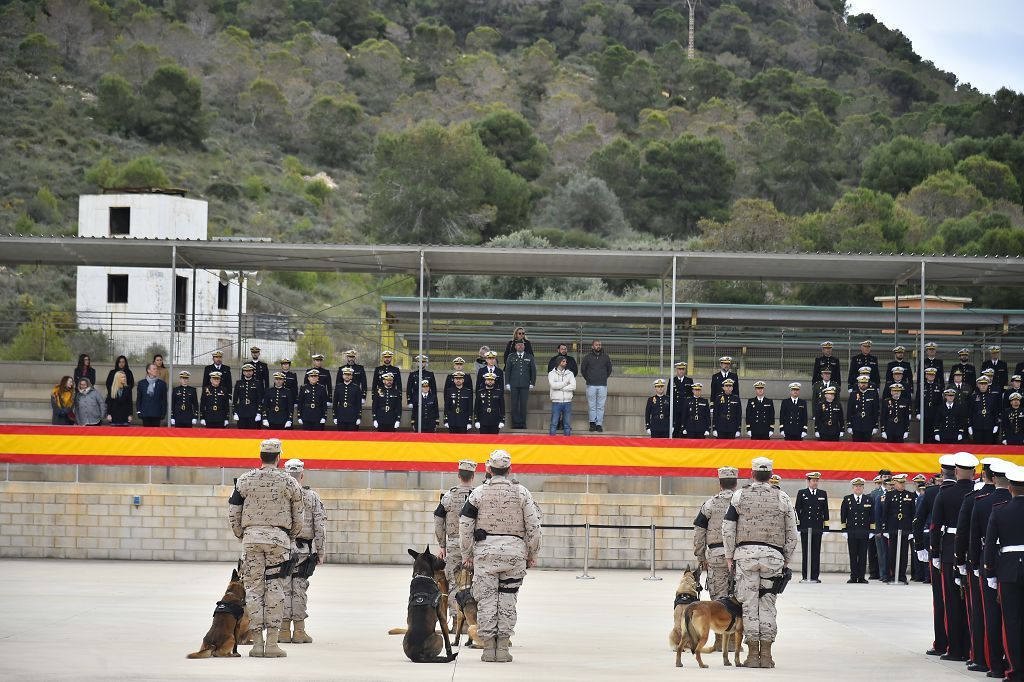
576, 522, 594, 580
643, 522, 662, 581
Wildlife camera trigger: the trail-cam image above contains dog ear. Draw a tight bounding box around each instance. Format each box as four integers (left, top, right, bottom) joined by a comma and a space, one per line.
432, 555, 446, 571
408, 548, 419, 560
231, 568, 239, 582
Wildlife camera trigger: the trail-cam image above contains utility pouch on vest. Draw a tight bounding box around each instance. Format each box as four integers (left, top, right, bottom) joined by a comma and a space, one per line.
265, 557, 293, 580
473, 528, 488, 541
298, 553, 318, 578
759, 567, 793, 597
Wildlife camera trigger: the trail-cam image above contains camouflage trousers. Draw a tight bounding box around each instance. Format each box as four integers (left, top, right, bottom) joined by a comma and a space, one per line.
443, 538, 463, 620
472, 536, 527, 639
241, 542, 290, 631
705, 546, 731, 600
283, 543, 313, 621
734, 547, 785, 643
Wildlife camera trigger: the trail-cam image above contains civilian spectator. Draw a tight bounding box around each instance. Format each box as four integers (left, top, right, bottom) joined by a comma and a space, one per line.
546, 343, 578, 375
51, 376, 76, 425
152, 354, 170, 384
504, 340, 536, 429
548, 356, 576, 436
74, 353, 96, 387
503, 327, 534, 363
105, 355, 134, 394
136, 363, 167, 427
74, 377, 105, 426
580, 339, 612, 432
106, 370, 133, 426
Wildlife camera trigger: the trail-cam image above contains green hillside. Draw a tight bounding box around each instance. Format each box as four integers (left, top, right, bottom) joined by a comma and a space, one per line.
2, 0, 1023, 322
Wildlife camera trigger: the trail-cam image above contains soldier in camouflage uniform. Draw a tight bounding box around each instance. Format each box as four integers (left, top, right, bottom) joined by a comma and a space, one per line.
434, 459, 478, 627
228, 439, 303, 658
279, 458, 326, 646
723, 456, 798, 669
694, 466, 740, 600
460, 449, 542, 663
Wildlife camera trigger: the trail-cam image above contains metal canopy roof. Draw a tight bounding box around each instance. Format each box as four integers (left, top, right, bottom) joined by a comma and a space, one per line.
1, 236, 1022, 285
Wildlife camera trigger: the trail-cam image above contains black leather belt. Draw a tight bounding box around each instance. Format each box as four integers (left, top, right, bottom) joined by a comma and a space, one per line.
708, 542, 724, 549
737, 541, 784, 554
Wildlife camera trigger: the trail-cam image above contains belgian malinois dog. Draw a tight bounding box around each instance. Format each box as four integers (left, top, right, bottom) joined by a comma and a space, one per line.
394, 546, 458, 663
187, 568, 251, 658
451, 565, 481, 648
669, 568, 745, 668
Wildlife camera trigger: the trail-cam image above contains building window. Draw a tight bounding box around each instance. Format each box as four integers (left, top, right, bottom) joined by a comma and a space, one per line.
107, 274, 129, 303
109, 207, 130, 235
217, 282, 229, 310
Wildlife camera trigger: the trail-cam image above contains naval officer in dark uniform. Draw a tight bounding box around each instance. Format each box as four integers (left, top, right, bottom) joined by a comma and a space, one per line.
171, 370, 199, 428
262, 371, 294, 430
841, 477, 874, 583
795, 472, 828, 583
983, 463, 1024, 681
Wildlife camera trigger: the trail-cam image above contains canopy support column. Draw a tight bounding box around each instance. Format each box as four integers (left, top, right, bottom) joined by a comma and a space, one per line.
919, 261, 927, 444
167, 246, 177, 424
668, 256, 677, 440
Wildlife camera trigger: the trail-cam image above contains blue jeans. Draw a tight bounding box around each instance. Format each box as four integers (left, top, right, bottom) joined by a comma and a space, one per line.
586, 385, 607, 425
550, 402, 572, 435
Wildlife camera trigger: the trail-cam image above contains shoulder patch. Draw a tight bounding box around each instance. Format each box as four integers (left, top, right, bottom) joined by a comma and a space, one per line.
228, 487, 243, 505
724, 505, 739, 522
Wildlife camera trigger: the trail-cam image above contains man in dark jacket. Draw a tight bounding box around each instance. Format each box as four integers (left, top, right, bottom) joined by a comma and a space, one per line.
580, 340, 612, 432
504, 340, 536, 429
795, 472, 828, 582
233, 363, 265, 430
671, 362, 693, 438
171, 371, 199, 428
745, 380, 774, 440
841, 477, 874, 583
203, 350, 232, 390
779, 382, 808, 441
249, 346, 270, 392
136, 363, 167, 427
546, 344, 578, 375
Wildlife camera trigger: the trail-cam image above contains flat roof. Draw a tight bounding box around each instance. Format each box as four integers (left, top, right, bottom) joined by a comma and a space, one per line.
1, 236, 1022, 285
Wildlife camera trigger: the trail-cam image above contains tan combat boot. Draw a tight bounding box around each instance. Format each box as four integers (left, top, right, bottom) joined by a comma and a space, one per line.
760, 641, 775, 668
248, 628, 265, 657
277, 620, 291, 643
292, 619, 313, 643
742, 640, 760, 668
495, 636, 513, 662
263, 628, 287, 657
480, 636, 498, 662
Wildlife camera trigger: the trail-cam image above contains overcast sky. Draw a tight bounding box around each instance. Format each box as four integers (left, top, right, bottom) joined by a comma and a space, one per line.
846, 0, 1024, 94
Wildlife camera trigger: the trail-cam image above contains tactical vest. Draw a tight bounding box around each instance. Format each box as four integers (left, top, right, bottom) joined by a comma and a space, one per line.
443, 485, 473, 537
731, 482, 790, 549
702, 490, 734, 546
472, 477, 526, 537
237, 467, 298, 530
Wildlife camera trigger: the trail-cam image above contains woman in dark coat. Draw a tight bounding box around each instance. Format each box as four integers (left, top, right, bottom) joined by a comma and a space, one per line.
106, 370, 133, 425
73, 354, 96, 387
105, 355, 135, 394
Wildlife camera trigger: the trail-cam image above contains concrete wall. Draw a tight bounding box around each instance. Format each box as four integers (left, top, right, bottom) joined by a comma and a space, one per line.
0, 481, 857, 573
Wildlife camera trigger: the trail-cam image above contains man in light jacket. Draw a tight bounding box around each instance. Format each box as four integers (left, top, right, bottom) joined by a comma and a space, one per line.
580, 339, 612, 432
548, 356, 577, 436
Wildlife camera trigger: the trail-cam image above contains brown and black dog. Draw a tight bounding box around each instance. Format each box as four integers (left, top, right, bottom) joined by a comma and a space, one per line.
669, 568, 744, 668
392, 546, 458, 663
451, 565, 481, 648
187, 568, 251, 659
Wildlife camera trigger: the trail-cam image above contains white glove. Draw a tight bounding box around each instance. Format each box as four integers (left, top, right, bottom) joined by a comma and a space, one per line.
883, 533, 889, 539
734, 431, 740, 438
191, 419, 197, 425
872, 428, 877, 435
298, 418, 303, 425
916, 413, 921, 421
320, 417, 326, 424
466, 424, 472, 431
957, 434, 963, 441
407, 403, 413, 409
394, 420, 400, 428
505, 384, 511, 391
262, 420, 269, 427
443, 422, 449, 428
957, 565, 967, 575
284, 420, 291, 428
993, 425, 999, 433
932, 558, 940, 568
934, 433, 940, 441
955, 577, 962, 586
255, 413, 261, 421
529, 384, 534, 389
746, 430, 751, 437
232, 413, 239, 421
968, 426, 973, 435
869, 533, 875, 539
170, 418, 176, 425
815, 431, 820, 437
847, 427, 853, 434
646, 429, 651, 435
475, 421, 481, 429
903, 432, 909, 439
988, 577, 998, 589
326, 402, 332, 408
498, 421, 505, 428
842, 532, 847, 540
373, 420, 378, 428
200, 419, 206, 426
356, 419, 361, 426
703, 430, 709, 436
917, 550, 928, 562
908, 533, 914, 540
713, 430, 718, 437
973, 569, 980, 577
1004, 440, 1009, 445
362, 399, 366, 405
882, 431, 887, 439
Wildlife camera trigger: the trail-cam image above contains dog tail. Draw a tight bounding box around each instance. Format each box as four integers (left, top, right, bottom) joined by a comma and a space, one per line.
683, 609, 699, 655
387, 627, 408, 635
415, 653, 459, 663
186, 644, 213, 659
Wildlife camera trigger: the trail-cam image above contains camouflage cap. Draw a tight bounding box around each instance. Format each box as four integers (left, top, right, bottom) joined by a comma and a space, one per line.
260, 438, 283, 455
751, 456, 773, 472
458, 459, 477, 473
284, 458, 304, 472
487, 449, 512, 468
717, 466, 739, 478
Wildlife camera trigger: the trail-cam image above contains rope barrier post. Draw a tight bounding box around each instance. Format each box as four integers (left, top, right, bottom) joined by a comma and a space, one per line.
894, 529, 903, 586
576, 522, 595, 580
643, 522, 662, 581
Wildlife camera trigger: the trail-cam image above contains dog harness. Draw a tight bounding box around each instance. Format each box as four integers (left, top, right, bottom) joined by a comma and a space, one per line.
716, 597, 744, 631
673, 593, 699, 607
408, 575, 441, 609
213, 600, 245, 619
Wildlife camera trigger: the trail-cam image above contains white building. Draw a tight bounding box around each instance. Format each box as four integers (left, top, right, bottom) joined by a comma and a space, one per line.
75, 192, 293, 364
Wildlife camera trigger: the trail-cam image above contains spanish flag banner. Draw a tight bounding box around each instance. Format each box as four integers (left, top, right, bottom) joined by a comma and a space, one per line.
1, 426, 1021, 480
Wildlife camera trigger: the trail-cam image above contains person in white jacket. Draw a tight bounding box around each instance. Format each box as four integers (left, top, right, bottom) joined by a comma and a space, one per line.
548, 356, 577, 436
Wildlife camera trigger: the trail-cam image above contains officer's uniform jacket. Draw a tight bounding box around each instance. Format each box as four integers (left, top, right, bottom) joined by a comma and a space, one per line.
955, 483, 995, 568
475, 364, 504, 388
304, 366, 332, 398
371, 364, 401, 396
840, 492, 874, 538
262, 385, 294, 427
929, 479, 975, 563
434, 483, 475, 550
882, 380, 914, 406
779, 397, 808, 438
881, 488, 917, 533
504, 353, 536, 388
922, 356, 945, 390
200, 384, 230, 425
885, 360, 914, 394
172, 385, 199, 424
296, 486, 326, 556
298, 382, 329, 424
406, 369, 437, 406
710, 370, 739, 402
981, 358, 1009, 392
881, 396, 912, 439
459, 475, 542, 562
1004, 386, 1023, 411
332, 380, 363, 424
1002, 405, 1024, 444
812, 354, 841, 385
444, 384, 474, 431
645, 393, 670, 434
251, 359, 270, 392
683, 395, 711, 436
444, 372, 473, 395
913, 480, 949, 553
713, 393, 742, 437
969, 391, 1001, 434
918, 380, 944, 421
233, 377, 264, 422
282, 371, 299, 404
949, 381, 973, 407
814, 400, 844, 439
795, 487, 829, 534
371, 382, 402, 425
936, 400, 966, 442
228, 464, 303, 548
745, 396, 775, 437
693, 489, 734, 561
812, 379, 838, 405
949, 362, 976, 388
722, 482, 798, 562
202, 363, 232, 390
847, 353, 879, 391
339, 362, 368, 401
411, 389, 440, 430
847, 389, 879, 434
475, 385, 505, 427
671, 376, 693, 426
970, 488, 1012, 574
983, 496, 1024, 584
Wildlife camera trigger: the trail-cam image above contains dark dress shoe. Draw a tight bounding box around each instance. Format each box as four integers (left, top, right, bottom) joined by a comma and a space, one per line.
985, 670, 1005, 678
967, 663, 990, 672
812, 579, 821, 583
925, 649, 944, 656
940, 654, 967, 662
847, 578, 857, 583
589, 422, 596, 431
595, 424, 603, 432
858, 578, 869, 583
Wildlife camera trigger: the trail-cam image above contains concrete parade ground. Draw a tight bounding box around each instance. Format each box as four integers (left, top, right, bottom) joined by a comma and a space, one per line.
0, 560, 980, 682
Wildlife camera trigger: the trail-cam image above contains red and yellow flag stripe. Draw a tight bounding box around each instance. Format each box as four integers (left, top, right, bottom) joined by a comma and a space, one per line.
0, 425, 1020, 480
